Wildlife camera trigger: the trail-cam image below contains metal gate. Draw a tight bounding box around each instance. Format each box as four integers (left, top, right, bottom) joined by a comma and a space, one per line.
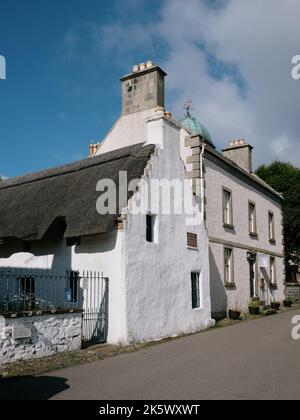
81, 271, 109, 345
0, 267, 109, 345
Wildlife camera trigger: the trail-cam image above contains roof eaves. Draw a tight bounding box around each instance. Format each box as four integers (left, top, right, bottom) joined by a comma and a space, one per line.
205, 147, 283, 201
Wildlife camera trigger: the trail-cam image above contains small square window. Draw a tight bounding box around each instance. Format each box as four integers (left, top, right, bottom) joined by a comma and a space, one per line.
187, 232, 198, 248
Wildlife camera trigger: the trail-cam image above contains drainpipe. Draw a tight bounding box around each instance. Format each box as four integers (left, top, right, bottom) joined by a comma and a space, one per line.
200, 144, 206, 222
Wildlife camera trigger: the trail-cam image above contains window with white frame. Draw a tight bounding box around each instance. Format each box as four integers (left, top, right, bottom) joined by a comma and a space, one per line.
191, 272, 201, 309
249, 202, 257, 234
223, 188, 233, 226
270, 257, 276, 284
224, 248, 234, 284
268, 211, 275, 241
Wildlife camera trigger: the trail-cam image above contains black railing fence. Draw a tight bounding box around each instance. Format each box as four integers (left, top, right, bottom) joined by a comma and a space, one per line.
0, 268, 85, 315
0, 267, 109, 343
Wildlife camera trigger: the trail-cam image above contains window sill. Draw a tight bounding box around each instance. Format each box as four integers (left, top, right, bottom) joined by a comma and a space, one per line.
187, 246, 199, 251
192, 307, 203, 312
225, 282, 236, 289
223, 223, 235, 231
285, 282, 300, 287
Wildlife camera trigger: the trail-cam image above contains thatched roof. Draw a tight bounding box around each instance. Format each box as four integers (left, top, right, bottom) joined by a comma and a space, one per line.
0, 143, 156, 241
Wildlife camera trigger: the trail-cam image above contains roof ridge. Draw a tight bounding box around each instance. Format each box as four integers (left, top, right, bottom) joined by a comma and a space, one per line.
206, 147, 282, 200
0, 143, 152, 191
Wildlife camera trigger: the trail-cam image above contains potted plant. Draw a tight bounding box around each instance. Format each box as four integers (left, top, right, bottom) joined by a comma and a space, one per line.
271, 299, 280, 310
283, 296, 293, 308
228, 309, 241, 320
248, 301, 260, 315
228, 300, 241, 320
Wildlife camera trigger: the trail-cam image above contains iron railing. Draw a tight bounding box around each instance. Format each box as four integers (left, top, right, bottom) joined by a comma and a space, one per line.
0, 267, 82, 315
0, 267, 109, 344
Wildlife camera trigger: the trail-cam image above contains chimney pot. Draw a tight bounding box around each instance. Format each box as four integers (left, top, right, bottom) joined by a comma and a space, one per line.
89, 143, 100, 157
146, 60, 153, 69
155, 107, 165, 117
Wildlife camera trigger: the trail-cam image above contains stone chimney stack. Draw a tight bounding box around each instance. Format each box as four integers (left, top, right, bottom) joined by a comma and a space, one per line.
222, 139, 253, 172
120, 61, 167, 115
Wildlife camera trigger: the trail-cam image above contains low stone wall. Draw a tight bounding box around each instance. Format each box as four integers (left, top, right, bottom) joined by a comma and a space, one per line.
0, 312, 82, 365
285, 283, 300, 302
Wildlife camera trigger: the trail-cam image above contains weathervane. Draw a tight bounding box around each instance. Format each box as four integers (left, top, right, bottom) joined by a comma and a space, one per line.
184, 100, 193, 117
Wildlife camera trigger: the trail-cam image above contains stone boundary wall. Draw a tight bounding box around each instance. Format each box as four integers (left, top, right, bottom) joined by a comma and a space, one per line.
0, 313, 82, 365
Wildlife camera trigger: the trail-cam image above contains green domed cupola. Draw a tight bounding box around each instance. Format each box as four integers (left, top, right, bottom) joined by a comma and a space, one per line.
179, 101, 215, 147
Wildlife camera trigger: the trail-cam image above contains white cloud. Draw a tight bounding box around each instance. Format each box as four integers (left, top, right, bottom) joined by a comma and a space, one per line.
156, 0, 300, 168
271, 135, 293, 158
63, 0, 300, 168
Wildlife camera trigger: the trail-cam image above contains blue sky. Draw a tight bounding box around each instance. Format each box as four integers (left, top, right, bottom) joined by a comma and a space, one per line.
0, 0, 299, 177
0, 0, 164, 177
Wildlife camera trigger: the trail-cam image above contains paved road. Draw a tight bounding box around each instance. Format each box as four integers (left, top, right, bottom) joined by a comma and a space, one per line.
2, 309, 300, 400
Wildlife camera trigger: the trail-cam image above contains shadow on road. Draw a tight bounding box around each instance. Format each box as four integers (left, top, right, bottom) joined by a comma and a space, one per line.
0, 375, 69, 400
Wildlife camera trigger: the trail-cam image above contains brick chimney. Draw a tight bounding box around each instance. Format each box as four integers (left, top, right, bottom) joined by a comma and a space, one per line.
222, 139, 253, 172
89, 143, 100, 157
120, 61, 167, 115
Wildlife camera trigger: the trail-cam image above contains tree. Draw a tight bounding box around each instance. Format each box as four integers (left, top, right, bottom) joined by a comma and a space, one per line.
256, 161, 300, 279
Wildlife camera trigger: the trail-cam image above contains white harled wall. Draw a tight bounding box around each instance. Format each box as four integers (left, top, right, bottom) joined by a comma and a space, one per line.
96, 109, 154, 155
0, 232, 127, 345
123, 113, 214, 343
